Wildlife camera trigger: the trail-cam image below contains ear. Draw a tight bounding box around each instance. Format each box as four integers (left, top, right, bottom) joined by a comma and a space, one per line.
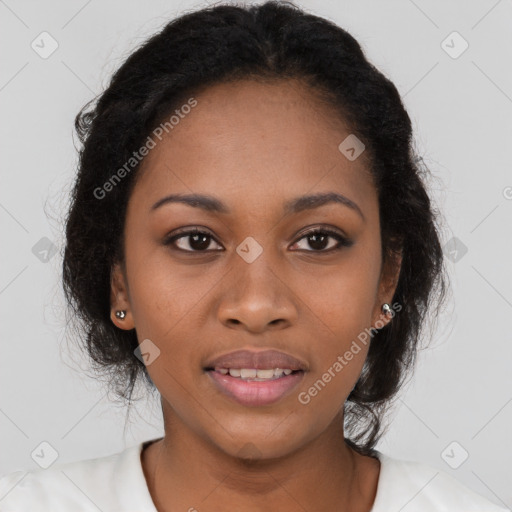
110, 261, 135, 330
371, 246, 403, 329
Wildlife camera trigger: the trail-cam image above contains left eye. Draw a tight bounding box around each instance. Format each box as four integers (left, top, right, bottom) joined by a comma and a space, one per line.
292, 228, 353, 252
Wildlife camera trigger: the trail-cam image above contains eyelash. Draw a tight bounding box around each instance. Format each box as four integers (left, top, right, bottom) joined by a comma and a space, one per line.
163, 227, 353, 253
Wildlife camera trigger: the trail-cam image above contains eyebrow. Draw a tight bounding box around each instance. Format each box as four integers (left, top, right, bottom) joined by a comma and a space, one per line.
151, 192, 365, 221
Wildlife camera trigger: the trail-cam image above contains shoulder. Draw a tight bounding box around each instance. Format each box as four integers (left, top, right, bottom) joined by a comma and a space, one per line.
372, 450, 510, 512
0, 442, 156, 512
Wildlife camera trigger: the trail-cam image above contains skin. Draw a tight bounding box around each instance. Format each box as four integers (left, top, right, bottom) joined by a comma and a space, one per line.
110, 77, 402, 512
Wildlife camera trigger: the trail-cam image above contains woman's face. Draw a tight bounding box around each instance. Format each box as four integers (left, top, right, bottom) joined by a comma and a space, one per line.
111, 78, 401, 459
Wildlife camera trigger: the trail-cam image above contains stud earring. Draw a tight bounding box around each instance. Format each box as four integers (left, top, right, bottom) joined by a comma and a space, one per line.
115, 310, 126, 320
381, 303, 392, 316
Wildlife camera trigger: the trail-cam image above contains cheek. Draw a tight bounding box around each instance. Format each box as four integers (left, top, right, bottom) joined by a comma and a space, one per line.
124, 242, 216, 337
123, 241, 226, 379
296, 253, 380, 341
292, 253, 378, 401
298, 336, 370, 422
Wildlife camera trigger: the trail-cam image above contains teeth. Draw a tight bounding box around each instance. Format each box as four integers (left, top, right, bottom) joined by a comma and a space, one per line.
252, 369, 274, 379
216, 368, 296, 380
240, 369, 257, 379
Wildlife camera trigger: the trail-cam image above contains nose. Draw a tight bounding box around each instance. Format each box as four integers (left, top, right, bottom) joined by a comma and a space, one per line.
217, 257, 298, 333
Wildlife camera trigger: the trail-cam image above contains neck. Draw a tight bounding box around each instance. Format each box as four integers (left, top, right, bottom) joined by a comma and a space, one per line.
141, 403, 379, 512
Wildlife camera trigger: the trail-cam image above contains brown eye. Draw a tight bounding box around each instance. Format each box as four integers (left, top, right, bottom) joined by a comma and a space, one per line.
163, 228, 223, 252
292, 228, 353, 252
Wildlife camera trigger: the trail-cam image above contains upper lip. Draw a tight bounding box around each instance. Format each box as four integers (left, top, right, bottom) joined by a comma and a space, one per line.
204, 349, 308, 372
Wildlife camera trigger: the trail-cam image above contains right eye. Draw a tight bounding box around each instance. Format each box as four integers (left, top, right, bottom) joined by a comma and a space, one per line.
163, 228, 224, 252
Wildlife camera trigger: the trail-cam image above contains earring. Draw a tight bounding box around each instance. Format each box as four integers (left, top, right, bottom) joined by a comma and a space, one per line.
381, 303, 392, 316
115, 310, 126, 320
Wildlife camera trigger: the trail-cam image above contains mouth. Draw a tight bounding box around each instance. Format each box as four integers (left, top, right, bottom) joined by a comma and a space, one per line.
206, 367, 302, 379
202, 348, 308, 407
204, 367, 306, 407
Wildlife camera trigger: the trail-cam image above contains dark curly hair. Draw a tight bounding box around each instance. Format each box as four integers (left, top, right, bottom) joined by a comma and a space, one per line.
62, 0, 449, 456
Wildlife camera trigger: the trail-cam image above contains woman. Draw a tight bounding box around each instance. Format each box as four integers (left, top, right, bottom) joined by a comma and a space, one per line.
0, 1, 508, 510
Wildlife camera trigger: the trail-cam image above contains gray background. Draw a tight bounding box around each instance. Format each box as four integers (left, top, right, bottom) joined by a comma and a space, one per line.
1, 0, 511, 508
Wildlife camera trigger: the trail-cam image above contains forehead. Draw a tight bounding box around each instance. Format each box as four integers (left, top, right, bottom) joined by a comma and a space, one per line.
130, 78, 376, 217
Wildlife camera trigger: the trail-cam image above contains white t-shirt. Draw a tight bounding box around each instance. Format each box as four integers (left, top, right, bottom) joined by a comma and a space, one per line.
0, 439, 509, 511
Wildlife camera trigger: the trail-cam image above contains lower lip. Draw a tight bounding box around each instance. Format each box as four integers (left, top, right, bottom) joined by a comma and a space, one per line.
206, 370, 305, 407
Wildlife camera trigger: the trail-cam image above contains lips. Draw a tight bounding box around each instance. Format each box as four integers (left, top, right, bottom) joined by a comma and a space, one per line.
203, 349, 308, 407
207, 369, 305, 407
203, 349, 308, 372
